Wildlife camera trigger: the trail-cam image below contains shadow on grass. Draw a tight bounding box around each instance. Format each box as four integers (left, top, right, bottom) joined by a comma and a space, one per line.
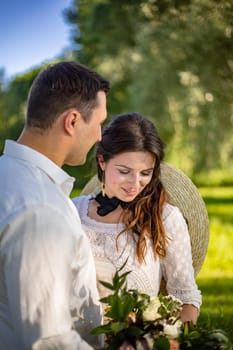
203, 197, 233, 205
201, 195, 233, 222
208, 212, 233, 222
197, 277, 233, 341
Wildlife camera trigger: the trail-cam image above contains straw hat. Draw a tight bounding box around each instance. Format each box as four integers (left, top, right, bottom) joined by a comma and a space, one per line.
81, 162, 209, 277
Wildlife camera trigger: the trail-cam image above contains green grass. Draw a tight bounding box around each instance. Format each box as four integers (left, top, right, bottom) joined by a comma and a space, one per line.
197, 186, 233, 341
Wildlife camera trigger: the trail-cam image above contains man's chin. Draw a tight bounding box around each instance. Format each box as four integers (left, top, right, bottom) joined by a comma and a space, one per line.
66, 156, 86, 167
77, 157, 86, 166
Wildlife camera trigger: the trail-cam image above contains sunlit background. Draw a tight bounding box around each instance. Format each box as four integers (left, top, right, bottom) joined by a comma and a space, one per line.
0, 0, 232, 341
0, 0, 72, 78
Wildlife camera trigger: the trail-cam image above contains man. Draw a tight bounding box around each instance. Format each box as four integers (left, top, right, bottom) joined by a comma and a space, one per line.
0, 61, 110, 350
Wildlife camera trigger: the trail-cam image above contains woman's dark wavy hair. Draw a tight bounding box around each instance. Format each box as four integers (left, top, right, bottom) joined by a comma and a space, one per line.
95, 112, 168, 263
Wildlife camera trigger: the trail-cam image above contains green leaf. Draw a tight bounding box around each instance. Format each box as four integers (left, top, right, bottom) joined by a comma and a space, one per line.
91, 323, 113, 335
110, 321, 126, 333
107, 295, 128, 321
154, 336, 170, 350
126, 326, 144, 337
99, 280, 115, 290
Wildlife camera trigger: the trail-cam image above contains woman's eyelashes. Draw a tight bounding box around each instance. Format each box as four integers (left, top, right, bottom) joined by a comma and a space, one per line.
118, 169, 153, 177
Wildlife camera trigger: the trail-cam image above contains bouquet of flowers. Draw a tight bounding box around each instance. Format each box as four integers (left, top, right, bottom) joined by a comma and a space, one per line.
91, 261, 232, 350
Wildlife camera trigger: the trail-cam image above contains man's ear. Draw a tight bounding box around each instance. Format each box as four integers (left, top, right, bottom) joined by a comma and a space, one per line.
63, 109, 80, 135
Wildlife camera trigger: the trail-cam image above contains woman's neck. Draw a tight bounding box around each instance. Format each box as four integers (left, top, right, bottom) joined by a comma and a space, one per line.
87, 198, 125, 224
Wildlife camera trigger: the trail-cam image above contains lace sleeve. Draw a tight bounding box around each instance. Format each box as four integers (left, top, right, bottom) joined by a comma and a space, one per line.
161, 205, 202, 309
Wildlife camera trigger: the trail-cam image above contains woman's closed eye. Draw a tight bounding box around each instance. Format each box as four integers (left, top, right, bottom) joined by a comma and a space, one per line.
118, 169, 153, 177
119, 170, 130, 175
141, 170, 153, 177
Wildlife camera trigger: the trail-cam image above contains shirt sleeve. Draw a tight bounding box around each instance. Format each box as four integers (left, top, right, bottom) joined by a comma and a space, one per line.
2, 205, 100, 350
160, 205, 202, 309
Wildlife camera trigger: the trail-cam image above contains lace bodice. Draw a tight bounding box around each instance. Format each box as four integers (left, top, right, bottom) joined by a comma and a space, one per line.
73, 194, 202, 308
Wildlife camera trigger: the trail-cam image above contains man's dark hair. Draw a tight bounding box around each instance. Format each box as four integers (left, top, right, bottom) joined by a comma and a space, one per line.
26, 61, 110, 129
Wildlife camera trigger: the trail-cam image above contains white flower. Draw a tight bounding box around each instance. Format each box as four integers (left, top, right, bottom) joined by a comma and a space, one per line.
136, 333, 154, 350
166, 294, 182, 303
163, 321, 182, 339
142, 296, 161, 321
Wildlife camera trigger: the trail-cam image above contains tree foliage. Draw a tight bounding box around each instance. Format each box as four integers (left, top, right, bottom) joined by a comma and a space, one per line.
0, 67, 41, 149
65, 0, 233, 176
0, 1, 232, 187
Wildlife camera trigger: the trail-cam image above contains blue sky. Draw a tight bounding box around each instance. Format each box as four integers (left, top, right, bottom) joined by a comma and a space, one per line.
0, 0, 73, 79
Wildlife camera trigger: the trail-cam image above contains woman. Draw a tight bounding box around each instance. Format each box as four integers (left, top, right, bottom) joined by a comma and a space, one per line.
73, 112, 201, 324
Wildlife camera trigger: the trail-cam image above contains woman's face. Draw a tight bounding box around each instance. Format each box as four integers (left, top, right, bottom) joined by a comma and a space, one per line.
99, 151, 155, 202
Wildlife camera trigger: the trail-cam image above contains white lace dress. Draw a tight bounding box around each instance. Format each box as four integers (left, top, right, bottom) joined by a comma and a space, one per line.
73, 194, 202, 308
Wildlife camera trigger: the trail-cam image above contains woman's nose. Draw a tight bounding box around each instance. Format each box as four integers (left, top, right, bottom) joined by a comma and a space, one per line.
129, 173, 140, 187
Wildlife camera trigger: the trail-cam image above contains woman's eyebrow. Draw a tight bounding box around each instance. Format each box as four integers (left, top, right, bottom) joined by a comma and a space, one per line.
115, 164, 132, 170
115, 164, 154, 171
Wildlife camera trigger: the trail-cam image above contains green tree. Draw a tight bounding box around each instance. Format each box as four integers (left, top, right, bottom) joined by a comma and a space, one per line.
65, 0, 143, 115
65, 0, 233, 177
0, 68, 42, 153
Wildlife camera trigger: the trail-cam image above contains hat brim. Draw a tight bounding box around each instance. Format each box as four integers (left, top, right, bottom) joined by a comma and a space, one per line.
80, 162, 209, 276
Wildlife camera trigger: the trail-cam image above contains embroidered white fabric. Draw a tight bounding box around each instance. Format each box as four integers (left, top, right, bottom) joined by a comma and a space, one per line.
73, 194, 202, 308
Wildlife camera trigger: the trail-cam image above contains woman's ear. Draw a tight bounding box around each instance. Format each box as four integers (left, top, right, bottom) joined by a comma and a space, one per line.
97, 155, 105, 171
64, 109, 80, 135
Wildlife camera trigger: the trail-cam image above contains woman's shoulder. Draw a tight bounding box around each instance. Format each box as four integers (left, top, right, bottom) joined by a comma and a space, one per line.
72, 193, 94, 209
162, 202, 189, 240
162, 202, 185, 223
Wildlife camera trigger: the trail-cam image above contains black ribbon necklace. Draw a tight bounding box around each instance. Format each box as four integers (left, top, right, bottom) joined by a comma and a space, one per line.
95, 192, 128, 216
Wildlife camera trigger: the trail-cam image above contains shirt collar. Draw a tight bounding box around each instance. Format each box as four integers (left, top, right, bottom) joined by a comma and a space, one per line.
4, 140, 75, 196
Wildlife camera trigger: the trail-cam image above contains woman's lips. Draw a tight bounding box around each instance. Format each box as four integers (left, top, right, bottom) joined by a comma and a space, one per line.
122, 188, 137, 196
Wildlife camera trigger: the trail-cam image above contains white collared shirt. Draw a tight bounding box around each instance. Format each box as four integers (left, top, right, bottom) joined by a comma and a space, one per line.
0, 140, 103, 350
